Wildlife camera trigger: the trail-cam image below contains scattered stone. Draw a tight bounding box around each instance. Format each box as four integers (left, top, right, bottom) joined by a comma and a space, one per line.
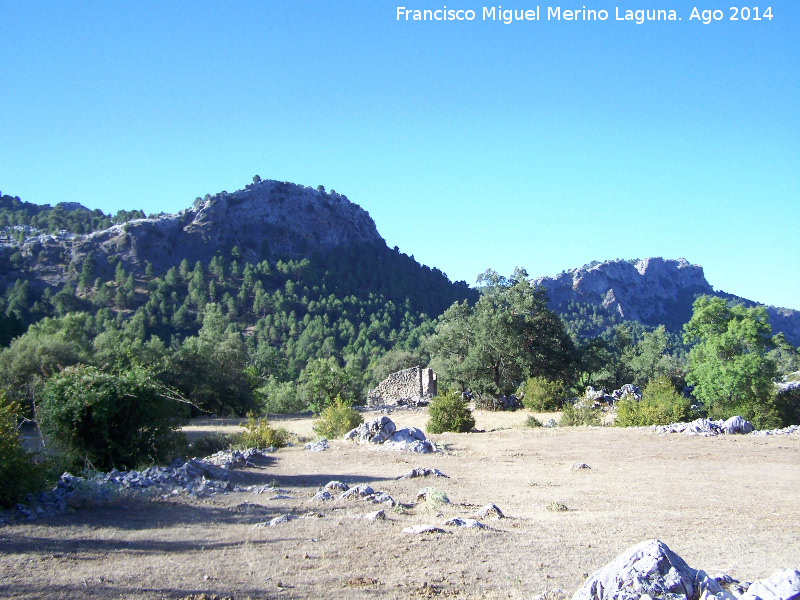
751, 426, 800, 437
442, 517, 488, 529
370, 492, 396, 506
571, 539, 734, 600
268, 494, 292, 500
402, 524, 447, 535
339, 484, 375, 500
571, 463, 591, 470
268, 514, 295, 526
325, 480, 349, 491
543, 419, 558, 428
304, 439, 329, 452
354, 510, 386, 521
740, 569, 800, 600
397, 467, 449, 480
476, 503, 504, 519
655, 417, 754, 437
613, 384, 642, 401
311, 490, 332, 502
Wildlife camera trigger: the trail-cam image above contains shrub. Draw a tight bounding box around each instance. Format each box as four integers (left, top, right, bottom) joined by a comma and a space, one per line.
0, 393, 45, 508
559, 400, 601, 427
520, 376, 563, 412
615, 378, 693, 427
426, 391, 475, 434
233, 413, 288, 449
38, 365, 188, 471
774, 386, 800, 427
312, 396, 363, 439
524, 415, 543, 428
185, 433, 235, 457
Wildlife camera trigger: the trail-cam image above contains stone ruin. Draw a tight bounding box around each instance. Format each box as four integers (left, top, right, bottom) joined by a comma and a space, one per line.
367, 365, 437, 407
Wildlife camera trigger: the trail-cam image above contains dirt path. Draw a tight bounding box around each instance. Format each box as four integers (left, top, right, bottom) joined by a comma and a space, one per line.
2, 411, 799, 599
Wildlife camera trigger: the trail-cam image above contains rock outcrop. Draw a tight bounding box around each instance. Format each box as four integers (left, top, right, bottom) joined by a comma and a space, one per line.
5, 179, 383, 287
572, 539, 732, 600
344, 416, 436, 453
573, 540, 800, 600
534, 258, 800, 345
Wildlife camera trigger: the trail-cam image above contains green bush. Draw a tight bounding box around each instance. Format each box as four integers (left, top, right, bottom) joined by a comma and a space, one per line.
233, 413, 288, 449
0, 393, 45, 508
426, 391, 475, 434
312, 396, 363, 439
520, 376, 563, 412
38, 365, 188, 471
559, 400, 601, 427
524, 415, 543, 428
774, 386, 800, 427
615, 378, 693, 427
185, 433, 235, 457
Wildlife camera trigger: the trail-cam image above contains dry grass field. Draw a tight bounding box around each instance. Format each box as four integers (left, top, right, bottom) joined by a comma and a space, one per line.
1, 408, 799, 600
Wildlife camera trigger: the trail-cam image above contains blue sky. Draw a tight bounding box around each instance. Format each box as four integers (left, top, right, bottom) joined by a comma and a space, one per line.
1, 1, 797, 309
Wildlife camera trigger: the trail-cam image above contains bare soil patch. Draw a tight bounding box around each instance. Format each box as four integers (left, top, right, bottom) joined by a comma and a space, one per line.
1, 409, 798, 599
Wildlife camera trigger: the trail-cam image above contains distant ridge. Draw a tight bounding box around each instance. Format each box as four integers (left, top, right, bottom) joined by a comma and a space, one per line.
534, 257, 800, 345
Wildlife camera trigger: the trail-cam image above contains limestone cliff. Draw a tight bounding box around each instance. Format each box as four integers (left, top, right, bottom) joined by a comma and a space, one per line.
4, 179, 383, 287
534, 258, 799, 345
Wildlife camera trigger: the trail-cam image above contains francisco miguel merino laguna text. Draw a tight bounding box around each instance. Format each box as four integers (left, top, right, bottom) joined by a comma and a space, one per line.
397, 6, 684, 23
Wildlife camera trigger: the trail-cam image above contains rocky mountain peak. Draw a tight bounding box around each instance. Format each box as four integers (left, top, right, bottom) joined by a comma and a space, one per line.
534, 257, 799, 344
535, 257, 713, 324
8, 179, 385, 285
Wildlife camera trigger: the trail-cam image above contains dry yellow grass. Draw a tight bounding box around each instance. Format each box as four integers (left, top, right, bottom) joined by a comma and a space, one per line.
1, 408, 798, 599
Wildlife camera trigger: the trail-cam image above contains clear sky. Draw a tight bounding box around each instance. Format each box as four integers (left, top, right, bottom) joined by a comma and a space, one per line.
1, 1, 797, 309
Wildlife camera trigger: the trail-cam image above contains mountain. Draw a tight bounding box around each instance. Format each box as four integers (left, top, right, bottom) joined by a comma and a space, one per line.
534, 257, 800, 346
0, 180, 476, 346
0, 180, 385, 288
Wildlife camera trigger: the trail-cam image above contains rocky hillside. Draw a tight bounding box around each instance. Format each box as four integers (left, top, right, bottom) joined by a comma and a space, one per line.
0, 180, 383, 288
534, 257, 800, 345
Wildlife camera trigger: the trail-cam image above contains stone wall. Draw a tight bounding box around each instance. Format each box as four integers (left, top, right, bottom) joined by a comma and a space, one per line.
368, 366, 437, 407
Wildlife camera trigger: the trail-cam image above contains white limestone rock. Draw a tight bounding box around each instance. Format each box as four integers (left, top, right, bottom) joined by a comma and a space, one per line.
740, 570, 800, 600
572, 539, 734, 600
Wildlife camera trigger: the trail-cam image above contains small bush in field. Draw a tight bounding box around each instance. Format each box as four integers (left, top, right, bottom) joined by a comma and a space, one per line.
615, 378, 692, 427
560, 400, 601, 427
186, 433, 235, 457
426, 391, 475, 434
525, 415, 543, 428
234, 413, 288, 449
521, 376, 563, 412
312, 396, 363, 438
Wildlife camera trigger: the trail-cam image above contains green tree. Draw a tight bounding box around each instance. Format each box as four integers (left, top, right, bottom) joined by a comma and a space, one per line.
628, 325, 677, 388
427, 269, 576, 400
299, 357, 351, 412
39, 365, 188, 471
684, 296, 778, 428
0, 391, 45, 508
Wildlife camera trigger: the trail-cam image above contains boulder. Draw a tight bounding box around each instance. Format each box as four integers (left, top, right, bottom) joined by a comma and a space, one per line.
722, 416, 754, 435
344, 416, 397, 444
402, 525, 447, 535
476, 503, 504, 519
741, 570, 800, 600
572, 539, 733, 600
397, 467, 449, 480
